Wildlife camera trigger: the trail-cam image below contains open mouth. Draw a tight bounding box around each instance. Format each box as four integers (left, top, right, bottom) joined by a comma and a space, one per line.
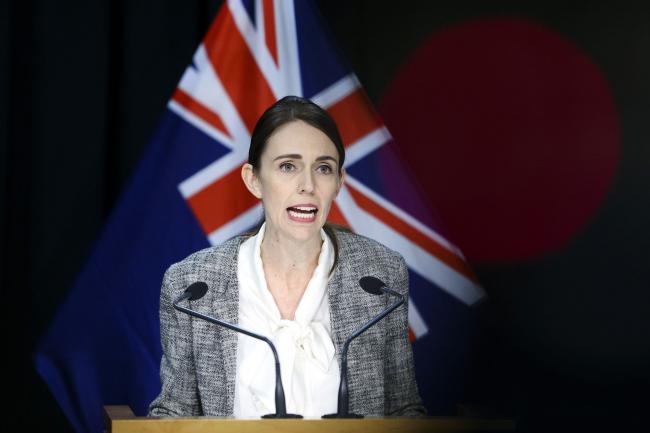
287, 206, 318, 222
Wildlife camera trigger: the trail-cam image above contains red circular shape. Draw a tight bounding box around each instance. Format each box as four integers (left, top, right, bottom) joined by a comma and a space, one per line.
380, 18, 619, 262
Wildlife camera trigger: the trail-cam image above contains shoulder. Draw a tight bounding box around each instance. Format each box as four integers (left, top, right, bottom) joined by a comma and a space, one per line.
332, 228, 405, 264
164, 235, 246, 285
329, 228, 408, 286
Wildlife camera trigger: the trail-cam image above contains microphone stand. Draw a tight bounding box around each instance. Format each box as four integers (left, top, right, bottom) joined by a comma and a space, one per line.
173, 288, 302, 419
322, 281, 404, 418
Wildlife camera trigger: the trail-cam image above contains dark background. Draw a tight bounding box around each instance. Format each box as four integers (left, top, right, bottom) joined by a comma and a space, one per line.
2, 1, 649, 431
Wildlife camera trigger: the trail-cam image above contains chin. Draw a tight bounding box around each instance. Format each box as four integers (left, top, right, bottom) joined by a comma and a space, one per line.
284, 220, 325, 240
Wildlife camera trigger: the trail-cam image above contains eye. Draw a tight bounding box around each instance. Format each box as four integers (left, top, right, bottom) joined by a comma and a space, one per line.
316, 164, 334, 174
279, 161, 296, 172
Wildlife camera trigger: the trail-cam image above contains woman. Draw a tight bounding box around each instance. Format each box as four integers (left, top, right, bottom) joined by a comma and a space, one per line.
149, 96, 425, 417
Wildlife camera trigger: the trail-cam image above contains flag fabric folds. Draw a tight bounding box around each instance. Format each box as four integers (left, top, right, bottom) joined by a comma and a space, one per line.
35, 1, 484, 431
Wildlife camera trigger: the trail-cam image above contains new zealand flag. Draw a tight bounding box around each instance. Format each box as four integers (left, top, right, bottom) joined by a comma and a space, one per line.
35, 1, 484, 431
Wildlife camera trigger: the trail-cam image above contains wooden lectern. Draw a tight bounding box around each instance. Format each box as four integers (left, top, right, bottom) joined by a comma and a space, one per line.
105, 406, 515, 433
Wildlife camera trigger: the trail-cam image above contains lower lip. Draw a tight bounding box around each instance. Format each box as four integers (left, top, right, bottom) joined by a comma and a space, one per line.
287, 209, 317, 223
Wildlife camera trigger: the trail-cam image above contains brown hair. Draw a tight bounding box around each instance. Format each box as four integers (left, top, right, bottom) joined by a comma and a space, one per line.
246, 96, 347, 274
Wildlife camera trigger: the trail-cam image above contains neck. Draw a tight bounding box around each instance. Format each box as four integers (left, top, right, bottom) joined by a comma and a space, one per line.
260, 225, 322, 274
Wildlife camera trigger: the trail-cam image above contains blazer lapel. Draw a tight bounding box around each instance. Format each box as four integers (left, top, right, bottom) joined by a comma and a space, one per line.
327, 233, 387, 414
211, 260, 239, 415
328, 233, 386, 355
192, 238, 241, 416
328, 267, 349, 357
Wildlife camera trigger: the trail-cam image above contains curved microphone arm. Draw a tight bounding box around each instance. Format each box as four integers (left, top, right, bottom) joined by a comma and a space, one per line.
324, 285, 405, 419
173, 294, 301, 419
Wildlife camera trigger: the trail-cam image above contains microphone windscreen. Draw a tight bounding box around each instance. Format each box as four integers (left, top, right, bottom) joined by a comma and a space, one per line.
186, 281, 209, 301
359, 276, 385, 295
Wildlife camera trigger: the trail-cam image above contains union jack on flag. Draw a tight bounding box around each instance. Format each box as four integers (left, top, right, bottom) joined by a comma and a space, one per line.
35, 1, 485, 432
172, 0, 484, 332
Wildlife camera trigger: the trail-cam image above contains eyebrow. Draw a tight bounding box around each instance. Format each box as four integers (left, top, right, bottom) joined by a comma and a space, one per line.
273, 154, 338, 163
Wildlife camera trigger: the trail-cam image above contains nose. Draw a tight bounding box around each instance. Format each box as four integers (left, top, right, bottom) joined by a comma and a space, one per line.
298, 170, 315, 194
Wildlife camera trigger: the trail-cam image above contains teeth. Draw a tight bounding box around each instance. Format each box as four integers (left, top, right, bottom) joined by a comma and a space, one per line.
295, 206, 316, 212
289, 210, 315, 220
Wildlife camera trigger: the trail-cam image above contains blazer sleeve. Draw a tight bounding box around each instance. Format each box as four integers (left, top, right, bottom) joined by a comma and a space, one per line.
148, 265, 202, 417
384, 255, 427, 416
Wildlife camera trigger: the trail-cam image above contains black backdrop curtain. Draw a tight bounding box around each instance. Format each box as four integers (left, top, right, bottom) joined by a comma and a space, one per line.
2, 1, 650, 432
2, 1, 221, 430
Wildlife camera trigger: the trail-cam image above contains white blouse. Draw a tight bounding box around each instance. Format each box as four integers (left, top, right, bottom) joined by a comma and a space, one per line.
233, 224, 340, 417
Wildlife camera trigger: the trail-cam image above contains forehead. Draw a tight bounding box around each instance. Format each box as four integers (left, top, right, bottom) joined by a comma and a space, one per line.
263, 120, 339, 159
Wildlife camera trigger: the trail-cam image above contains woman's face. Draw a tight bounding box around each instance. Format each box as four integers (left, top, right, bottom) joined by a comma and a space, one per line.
242, 120, 344, 243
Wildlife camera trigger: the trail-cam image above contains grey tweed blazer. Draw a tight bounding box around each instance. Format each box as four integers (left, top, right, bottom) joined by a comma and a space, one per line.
148, 230, 425, 417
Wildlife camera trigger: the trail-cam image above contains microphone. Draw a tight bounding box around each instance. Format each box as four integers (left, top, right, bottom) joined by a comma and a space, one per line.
173, 281, 302, 419
322, 276, 405, 419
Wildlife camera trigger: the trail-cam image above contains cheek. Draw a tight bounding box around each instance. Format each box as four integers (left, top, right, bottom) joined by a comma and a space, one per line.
321, 178, 342, 201
260, 178, 292, 209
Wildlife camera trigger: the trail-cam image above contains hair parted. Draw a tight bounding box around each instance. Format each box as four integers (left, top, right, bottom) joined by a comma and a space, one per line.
248, 95, 345, 173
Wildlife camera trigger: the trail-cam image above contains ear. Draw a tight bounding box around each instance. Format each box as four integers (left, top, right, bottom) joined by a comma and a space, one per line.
241, 163, 263, 199
336, 168, 347, 195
